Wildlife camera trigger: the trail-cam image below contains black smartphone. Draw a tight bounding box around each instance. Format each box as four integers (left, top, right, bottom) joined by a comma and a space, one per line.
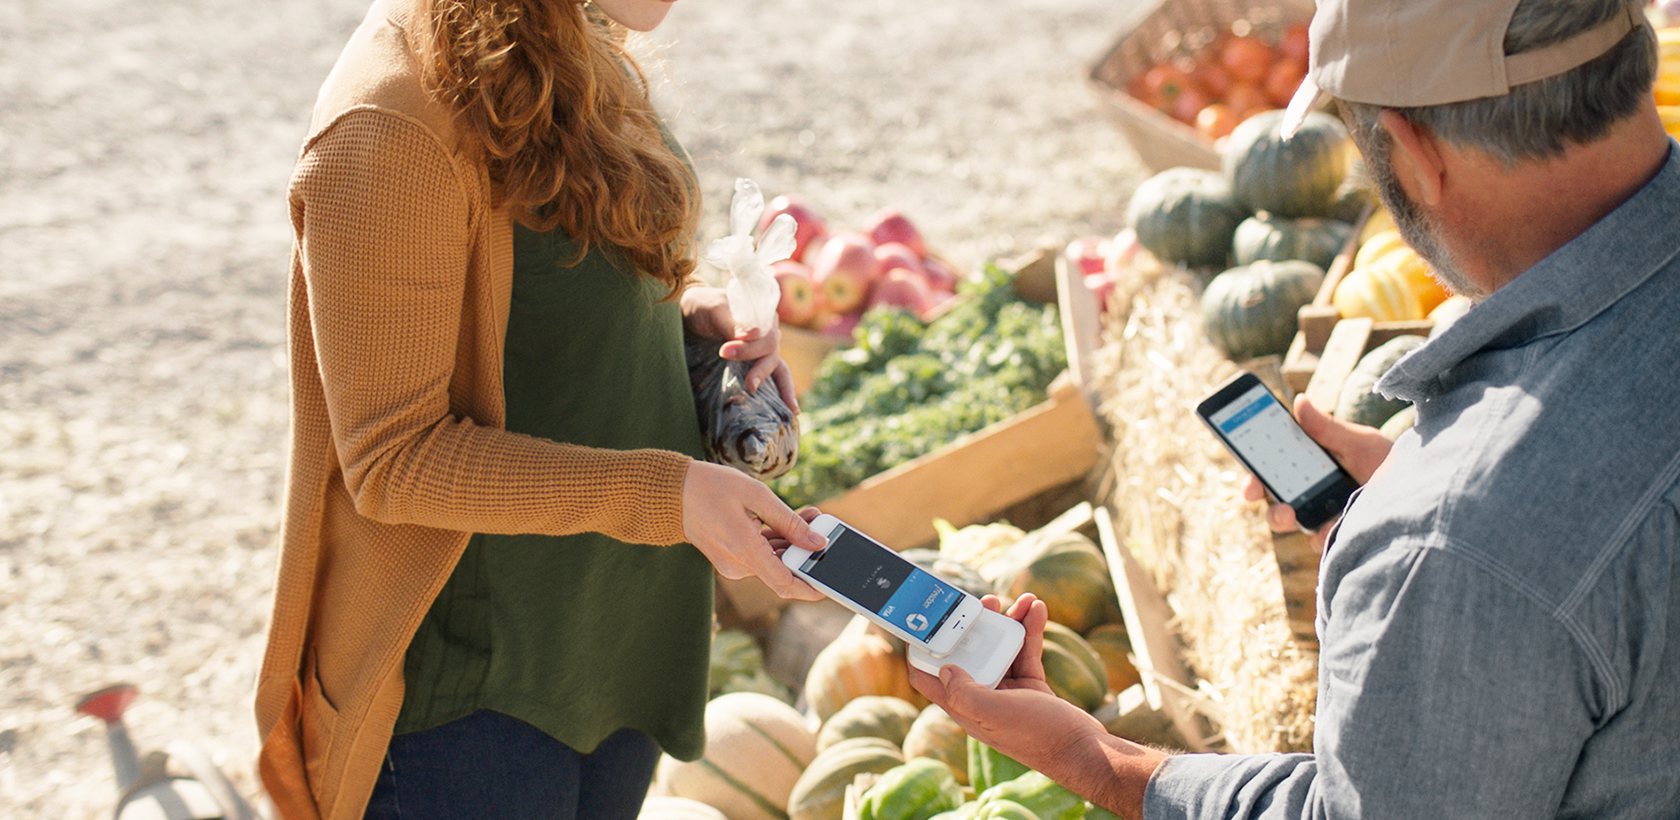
1195, 371, 1359, 531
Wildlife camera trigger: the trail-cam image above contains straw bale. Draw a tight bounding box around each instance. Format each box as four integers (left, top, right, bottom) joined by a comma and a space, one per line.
1091, 264, 1318, 753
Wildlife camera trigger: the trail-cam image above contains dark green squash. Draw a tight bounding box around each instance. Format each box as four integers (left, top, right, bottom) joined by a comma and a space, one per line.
1335, 335, 1427, 427
1223, 110, 1351, 218
1199, 260, 1325, 361
1125, 167, 1246, 269
1230, 215, 1354, 271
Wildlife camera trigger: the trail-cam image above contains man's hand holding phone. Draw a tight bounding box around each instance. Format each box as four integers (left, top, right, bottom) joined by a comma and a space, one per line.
1243, 395, 1395, 551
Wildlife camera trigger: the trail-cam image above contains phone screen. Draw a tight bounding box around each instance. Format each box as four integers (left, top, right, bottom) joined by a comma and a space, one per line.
1208, 383, 1344, 507
800, 527, 964, 643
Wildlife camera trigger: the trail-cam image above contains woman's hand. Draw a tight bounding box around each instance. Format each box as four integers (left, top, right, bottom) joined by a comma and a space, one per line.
681, 286, 799, 412
682, 460, 825, 601
1243, 395, 1394, 551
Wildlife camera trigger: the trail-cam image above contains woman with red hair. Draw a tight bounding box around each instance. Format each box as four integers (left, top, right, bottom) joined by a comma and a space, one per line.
254, 1, 823, 816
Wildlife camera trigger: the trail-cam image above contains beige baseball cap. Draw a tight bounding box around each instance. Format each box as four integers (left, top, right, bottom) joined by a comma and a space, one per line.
1282, 0, 1647, 138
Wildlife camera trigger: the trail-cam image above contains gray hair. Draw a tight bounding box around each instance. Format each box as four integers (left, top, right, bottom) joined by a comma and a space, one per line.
1343, 0, 1657, 165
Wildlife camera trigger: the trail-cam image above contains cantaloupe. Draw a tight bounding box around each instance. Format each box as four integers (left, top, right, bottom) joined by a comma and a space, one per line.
787, 737, 906, 820
654, 693, 817, 820
817, 695, 921, 752
902, 704, 969, 785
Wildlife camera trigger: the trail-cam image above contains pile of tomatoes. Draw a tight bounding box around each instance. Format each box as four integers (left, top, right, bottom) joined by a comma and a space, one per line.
1128, 22, 1311, 142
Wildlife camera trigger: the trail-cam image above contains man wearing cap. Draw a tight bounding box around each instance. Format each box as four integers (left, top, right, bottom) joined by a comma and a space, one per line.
913, 0, 1680, 817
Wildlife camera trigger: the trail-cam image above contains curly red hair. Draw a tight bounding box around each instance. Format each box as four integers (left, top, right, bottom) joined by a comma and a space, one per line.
421, 0, 698, 293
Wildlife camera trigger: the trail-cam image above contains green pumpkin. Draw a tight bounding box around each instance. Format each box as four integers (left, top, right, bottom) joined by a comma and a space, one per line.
858, 758, 964, 820
967, 738, 1030, 794
1200, 260, 1325, 361
1230, 215, 1354, 272
1125, 167, 1246, 269
1004, 535, 1122, 635
1038, 622, 1109, 712
1223, 110, 1351, 218
1334, 335, 1427, 427
788, 737, 906, 820
975, 772, 1086, 820
818, 695, 922, 752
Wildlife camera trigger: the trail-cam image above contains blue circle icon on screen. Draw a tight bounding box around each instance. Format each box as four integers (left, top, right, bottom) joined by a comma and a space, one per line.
906, 613, 929, 632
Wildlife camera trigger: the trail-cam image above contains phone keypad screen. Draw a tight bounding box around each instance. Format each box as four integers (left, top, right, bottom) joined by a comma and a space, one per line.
801, 528, 962, 642
1210, 385, 1343, 506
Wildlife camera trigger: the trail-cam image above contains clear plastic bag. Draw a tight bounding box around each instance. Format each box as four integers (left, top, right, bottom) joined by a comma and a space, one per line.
686, 179, 800, 480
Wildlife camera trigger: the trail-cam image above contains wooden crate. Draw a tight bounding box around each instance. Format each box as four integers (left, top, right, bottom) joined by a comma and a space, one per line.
717, 256, 1104, 628
819, 374, 1102, 551
1087, 0, 1313, 172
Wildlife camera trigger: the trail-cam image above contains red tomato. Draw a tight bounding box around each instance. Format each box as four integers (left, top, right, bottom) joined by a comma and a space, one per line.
1264, 60, 1308, 107
1191, 59, 1233, 100
1225, 82, 1272, 118
1141, 63, 1195, 108
1195, 103, 1240, 140
1220, 36, 1276, 85
1279, 23, 1311, 67
1171, 87, 1212, 125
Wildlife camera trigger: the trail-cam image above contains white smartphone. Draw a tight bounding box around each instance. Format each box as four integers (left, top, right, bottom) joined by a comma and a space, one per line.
783, 515, 1024, 687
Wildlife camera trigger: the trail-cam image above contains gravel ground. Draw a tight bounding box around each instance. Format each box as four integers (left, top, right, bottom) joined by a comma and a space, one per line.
0, 0, 1150, 814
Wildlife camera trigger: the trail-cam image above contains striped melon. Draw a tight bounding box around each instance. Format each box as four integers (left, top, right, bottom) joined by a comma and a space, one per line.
902, 705, 969, 785
817, 695, 921, 752
639, 796, 730, 820
966, 738, 1029, 794
972, 801, 1043, 820
1083, 623, 1141, 694
654, 693, 817, 820
857, 758, 964, 820
1039, 622, 1108, 712
804, 632, 918, 724
787, 737, 906, 820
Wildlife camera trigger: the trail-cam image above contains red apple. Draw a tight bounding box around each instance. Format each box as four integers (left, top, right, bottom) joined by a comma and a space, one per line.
809, 233, 878, 314
920, 256, 960, 293
873, 242, 924, 277
865, 209, 926, 257
758, 195, 830, 265
772, 260, 819, 327
1066, 236, 1109, 277
868, 268, 934, 315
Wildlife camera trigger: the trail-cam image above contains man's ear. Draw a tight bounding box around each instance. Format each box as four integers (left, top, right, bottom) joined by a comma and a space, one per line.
1379, 109, 1446, 207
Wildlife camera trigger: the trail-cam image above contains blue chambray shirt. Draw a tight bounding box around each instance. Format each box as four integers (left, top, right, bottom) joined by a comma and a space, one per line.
1145, 144, 1680, 819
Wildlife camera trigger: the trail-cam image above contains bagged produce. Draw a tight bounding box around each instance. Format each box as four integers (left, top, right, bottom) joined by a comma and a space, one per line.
688, 178, 801, 480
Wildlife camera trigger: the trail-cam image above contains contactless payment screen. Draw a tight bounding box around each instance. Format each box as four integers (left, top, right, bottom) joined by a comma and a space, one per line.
1211, 385, 1342, 506
801, 528, 962, 642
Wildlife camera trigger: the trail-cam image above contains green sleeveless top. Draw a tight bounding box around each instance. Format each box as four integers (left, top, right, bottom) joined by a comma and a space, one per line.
393, 222, 714, 761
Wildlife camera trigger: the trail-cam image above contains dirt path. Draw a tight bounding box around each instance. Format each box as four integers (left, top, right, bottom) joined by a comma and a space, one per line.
0, 0, 1147, 814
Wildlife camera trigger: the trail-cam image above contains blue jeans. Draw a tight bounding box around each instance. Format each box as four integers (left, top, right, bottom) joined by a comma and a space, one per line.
362, 710, 661, 819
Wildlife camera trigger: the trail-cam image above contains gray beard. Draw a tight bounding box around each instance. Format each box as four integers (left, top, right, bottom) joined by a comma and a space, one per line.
1355, 126, 1485, 300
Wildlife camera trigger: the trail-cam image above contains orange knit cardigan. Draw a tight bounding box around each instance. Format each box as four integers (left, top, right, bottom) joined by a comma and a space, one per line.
253, 3, 694, 817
